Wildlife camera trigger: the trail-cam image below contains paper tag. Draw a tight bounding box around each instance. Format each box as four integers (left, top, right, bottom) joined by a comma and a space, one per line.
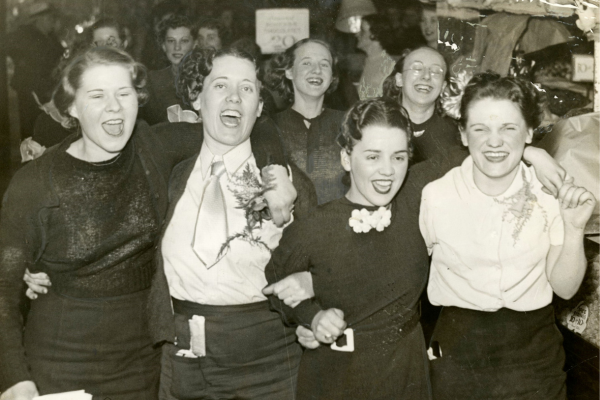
189, 315, 206, 357
566, 301, 589, 334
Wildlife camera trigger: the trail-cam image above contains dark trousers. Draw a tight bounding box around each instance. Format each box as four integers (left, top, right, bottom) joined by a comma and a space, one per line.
161, 299, 301, 400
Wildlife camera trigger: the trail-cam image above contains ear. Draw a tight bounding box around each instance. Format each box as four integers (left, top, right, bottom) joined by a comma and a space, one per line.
68, 103, 79, 120
441, 80, 448, 93
340, 149, 351, 172
394, 72, 402, 88
192, 95, 201, 111
122, 40, 129, 49
525, 127, 533, 144
285, 69, 293, 80
459, 127, 468, 147
161, 42, 167, 54
256, 100, 264, 118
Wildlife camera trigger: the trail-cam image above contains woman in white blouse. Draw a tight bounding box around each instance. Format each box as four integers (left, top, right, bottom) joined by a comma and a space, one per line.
419, 72, 596, 400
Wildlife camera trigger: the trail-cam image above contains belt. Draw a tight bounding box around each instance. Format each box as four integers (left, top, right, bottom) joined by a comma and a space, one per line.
331, 308, 421, 352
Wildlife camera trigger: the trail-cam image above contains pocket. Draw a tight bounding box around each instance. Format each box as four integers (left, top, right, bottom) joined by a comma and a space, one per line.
168, 344, 209, 400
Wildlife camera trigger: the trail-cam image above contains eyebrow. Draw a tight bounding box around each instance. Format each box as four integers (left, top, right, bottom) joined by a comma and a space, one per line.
210, 76, 256, 84
363, 149, 409, 154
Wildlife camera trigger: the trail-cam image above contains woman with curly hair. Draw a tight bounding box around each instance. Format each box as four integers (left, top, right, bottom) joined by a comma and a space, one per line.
140, 13, 196, 125
421, 73, 596, 399
265, 98, 432, 400
268, 38, 346, 204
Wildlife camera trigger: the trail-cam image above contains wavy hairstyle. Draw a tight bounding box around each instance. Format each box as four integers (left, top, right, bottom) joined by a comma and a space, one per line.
264, 38, 339, 106
155, 13, 197, 46
53, 46, 148, 130
459, 72, 544, 130
337, 98, 413, 159
176, 47, 260, 107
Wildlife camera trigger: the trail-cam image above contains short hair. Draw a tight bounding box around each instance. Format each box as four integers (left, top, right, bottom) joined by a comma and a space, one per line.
265, 38, 339, 106
381, 46, 448, 114
53, 46, 148, 130
361, 14, 396, 54
459, 72, 544, 130
197, 18, 228, 45
337, 98, 413, 159
156, 14, 196, 46
87, 17, 128, 46
176, 47, 260, 106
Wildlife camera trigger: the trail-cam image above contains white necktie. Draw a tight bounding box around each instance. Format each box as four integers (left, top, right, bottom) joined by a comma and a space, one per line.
192, 161, 227, 268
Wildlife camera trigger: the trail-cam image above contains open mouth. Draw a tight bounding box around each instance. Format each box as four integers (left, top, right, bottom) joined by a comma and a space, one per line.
102, 119, 124, 136
172, 53, 183, 59
414, 84, 433, 93
483, 151, 509, 162
307, 77, 323, 86
220, 110, 242, 127
372, 180, 393, 194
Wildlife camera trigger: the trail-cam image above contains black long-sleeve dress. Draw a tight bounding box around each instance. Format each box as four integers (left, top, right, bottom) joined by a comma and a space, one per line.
265, 172, 433, 400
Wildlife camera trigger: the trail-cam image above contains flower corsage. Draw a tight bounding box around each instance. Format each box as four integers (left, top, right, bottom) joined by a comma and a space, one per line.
349, 207, 392, 233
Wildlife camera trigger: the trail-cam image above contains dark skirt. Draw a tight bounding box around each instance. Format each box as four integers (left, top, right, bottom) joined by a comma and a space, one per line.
24, 288, 160, 400
163, 299, 302, 400
296, 310, 431, 400
429, 305, 566, 400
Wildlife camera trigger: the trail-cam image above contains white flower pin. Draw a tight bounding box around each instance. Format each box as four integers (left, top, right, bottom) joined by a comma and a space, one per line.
348, 207, 392, 233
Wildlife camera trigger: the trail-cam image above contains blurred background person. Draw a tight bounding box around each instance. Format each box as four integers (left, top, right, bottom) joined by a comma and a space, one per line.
420, 2, 439, 50
7, 2, 63, 141
196, 18, 227, 50
139, 13, 196, 125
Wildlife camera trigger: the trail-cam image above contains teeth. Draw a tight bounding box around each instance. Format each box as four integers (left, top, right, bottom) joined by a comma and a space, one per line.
485, 152, 508, 157
307, 78, 323, 85
102, 119, 123, 136
221, 110, 241, 117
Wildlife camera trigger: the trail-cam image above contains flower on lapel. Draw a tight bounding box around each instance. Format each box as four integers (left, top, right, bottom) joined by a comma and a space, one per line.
349, 207, 392, 233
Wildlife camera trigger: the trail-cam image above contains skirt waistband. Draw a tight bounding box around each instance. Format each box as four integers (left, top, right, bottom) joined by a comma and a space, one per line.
172, 297, 271, 318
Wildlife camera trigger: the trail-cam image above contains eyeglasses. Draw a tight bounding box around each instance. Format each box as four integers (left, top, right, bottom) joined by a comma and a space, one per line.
403, 62, 445, 79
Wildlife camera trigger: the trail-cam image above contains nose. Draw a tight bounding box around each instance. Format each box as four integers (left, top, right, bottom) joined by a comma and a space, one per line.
379, 159, 395, 176
421, 67, 432, 80
105, 94, 122, 112
174, 40, 181, 50
313, 63, 322, 74
486, 130, 503, 147
227, 88, 241, 103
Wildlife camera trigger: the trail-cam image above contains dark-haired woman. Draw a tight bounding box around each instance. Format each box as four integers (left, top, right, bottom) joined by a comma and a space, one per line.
421, 73, 596, 399
139, 14, 196, 125
265, 98, 432, 400
0, 46, 293, 400
268, 38, 346, 204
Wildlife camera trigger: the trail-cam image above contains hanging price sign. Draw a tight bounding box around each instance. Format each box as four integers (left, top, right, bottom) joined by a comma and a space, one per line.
256, 9, 309, 54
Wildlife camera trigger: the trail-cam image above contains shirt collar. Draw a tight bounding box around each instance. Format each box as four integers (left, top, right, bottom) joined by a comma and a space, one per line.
199, 139, 253, 180
461, 156, 530, 200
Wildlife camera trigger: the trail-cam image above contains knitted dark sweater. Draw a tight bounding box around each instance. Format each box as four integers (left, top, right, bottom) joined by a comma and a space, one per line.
412, 112, 468, 165
43, 138, 157, 298
265, 174, 429, 329
273, 108, 347, 205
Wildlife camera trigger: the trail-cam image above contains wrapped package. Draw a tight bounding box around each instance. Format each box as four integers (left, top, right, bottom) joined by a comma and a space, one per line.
537, 112, 599, 233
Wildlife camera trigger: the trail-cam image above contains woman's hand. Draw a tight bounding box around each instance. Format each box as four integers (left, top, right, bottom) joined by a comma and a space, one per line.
262, 165, 297, 227
311, 308, 347, 344
523, 147, 566, 197
557, 182, 596, 230
296, 325, 320, 349
262, 272, 314, 308
0, 380, 39, 400
23, 269, 51, 300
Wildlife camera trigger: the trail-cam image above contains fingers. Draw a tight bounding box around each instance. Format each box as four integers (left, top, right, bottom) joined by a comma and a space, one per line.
23, 270, 51, 287
26, 288, 38, 300
296, 326, 320, 350
261, 284, 275, 295
579, 190, 597, 207
312, 309, 347, 344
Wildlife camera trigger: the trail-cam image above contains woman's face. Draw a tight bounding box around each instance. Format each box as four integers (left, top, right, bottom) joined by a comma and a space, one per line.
93, 26, 123, 48
342, 124, 409, 207
193, 55, 263, 155
420, 9, 438, 46
162, 27, 194, 66
68, 64, 138, 161
395, 47, 446, 109
285, 42, 333, 100
197, 27, 222, 50
461, 97, 533, 194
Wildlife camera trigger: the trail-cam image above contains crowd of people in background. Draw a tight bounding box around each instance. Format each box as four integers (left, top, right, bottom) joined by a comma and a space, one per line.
0, 0, 597, 400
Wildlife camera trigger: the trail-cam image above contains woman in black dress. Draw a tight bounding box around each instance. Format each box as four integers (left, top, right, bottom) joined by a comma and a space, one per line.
268, 38, 347, 204
264, 98, 432, 400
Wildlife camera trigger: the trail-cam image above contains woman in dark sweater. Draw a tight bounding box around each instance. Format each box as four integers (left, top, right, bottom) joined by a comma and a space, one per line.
264, 99, 432, 400
0, 46, 294, 400
268, 39, 347, 204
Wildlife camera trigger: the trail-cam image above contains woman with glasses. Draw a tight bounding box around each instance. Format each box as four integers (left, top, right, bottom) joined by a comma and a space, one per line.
382, 46, 466, 165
